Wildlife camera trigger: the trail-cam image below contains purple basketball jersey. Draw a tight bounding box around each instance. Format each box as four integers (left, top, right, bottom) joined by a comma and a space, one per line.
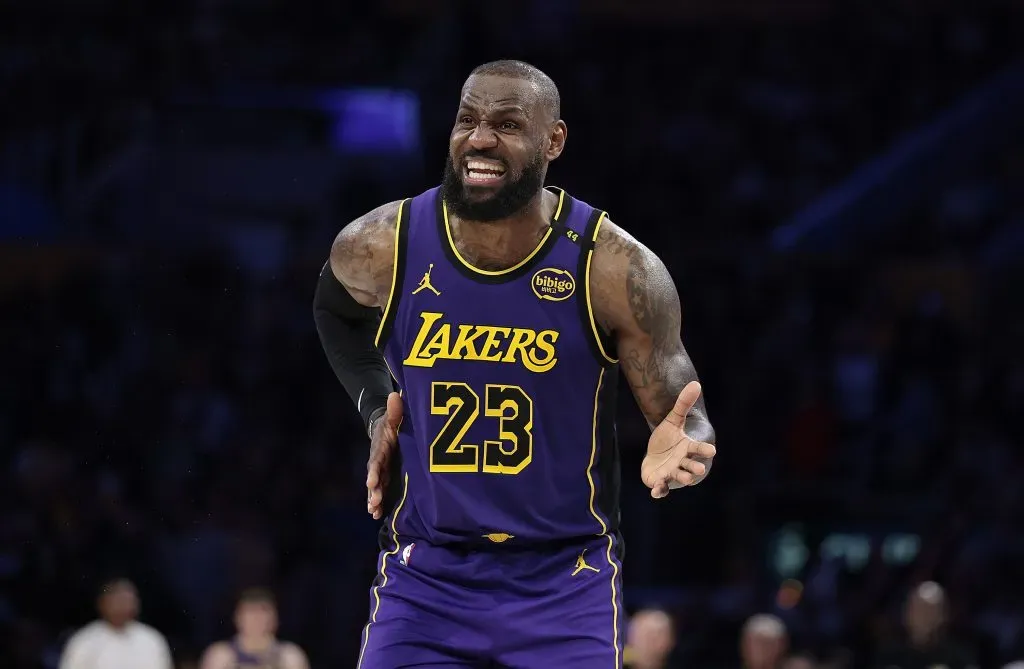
376, 186, 622, 548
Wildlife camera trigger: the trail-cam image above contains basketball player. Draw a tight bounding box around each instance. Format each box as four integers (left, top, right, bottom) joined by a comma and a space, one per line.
313, 60, 716, 668
199, 589, 308, 669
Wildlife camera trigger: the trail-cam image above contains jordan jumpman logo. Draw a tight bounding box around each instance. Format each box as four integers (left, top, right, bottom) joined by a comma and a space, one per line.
572, 550, 601, 576
412, 263, 441, 296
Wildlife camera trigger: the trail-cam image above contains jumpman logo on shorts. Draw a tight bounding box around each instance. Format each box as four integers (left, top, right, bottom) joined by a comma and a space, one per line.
572, 550, 600, 576
412, 263, 441, 296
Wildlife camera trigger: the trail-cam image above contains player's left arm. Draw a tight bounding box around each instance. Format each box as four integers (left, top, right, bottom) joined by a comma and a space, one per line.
590, 218, 716, 483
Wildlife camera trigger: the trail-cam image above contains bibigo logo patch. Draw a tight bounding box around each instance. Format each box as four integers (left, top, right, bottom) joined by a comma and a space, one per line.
531, 268, 575, 302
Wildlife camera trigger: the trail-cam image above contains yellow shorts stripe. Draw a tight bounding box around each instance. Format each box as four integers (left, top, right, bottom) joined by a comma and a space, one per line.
356, 472, 409, 669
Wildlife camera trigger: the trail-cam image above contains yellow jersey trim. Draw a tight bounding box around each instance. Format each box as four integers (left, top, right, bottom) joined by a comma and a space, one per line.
584, 212, 619, 364
441, 188, 565, 276
585, 367, 622, 668
355, 472, 410, 669
374, 199, 406, 348
586, 368, 608, 535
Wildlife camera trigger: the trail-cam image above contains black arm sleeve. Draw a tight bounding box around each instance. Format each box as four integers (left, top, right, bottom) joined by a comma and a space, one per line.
313, 263, 394, 435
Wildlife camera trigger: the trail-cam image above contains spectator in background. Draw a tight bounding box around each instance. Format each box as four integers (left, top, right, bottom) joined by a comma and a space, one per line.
871, 581, 977, 669
199, 588, 308, 669
624, 608, 678, 669
741, 614, 788, 669
58, 579, 173, 669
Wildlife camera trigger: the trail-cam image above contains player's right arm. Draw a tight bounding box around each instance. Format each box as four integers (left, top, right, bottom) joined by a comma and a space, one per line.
313, 201, 401, 435
198, 642, 234, 669
314, 200, 405, 520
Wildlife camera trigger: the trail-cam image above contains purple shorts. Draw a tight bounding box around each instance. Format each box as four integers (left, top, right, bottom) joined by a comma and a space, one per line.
356, 535, 625, 668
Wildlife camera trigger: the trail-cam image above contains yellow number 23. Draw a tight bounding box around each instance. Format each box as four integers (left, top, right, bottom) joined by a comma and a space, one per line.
428, 381, 533, 475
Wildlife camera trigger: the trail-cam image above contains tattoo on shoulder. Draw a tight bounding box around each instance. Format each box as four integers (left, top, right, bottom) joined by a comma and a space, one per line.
625, 245, 681, 344
595, 222, 639, 260
332, 201, 401, 305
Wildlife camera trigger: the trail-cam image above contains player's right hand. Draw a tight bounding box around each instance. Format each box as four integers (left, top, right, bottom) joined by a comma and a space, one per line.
366, 391, 402, 520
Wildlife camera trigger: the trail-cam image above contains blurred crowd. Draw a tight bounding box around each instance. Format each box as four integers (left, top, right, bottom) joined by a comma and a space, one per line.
2, 2, 1023, 668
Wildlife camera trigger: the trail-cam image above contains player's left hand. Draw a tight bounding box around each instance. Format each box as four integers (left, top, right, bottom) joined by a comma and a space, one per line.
641, 381, 716, 499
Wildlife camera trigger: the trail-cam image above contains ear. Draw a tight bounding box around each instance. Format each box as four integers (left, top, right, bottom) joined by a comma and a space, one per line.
546, 120, 567, 162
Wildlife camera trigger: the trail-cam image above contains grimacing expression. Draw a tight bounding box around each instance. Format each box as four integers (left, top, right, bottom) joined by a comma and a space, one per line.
442, 74, 565, 222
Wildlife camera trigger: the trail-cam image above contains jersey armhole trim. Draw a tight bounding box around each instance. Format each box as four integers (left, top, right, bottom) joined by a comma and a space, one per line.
374, 199, 411, 349
578, 209, 619, 366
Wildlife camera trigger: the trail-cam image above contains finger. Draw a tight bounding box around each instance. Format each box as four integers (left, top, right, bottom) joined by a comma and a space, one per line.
650, 482, 669, 499
688, 441, 717, 459
677, 458, 707, 477
386, 392, 404, 429
671, 469, 697, 487
662, 381, 701, 428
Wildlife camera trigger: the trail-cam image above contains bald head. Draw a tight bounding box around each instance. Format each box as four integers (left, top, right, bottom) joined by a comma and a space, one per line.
743, 613, 787, 640
905, 581, 947, 645
741, 615, 788, 669
467, 60, 561, 121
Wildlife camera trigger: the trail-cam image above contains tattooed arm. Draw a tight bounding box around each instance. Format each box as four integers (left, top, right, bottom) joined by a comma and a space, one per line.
315, 200, 401, 431
316, 201, 404, 519
590, 218, 715, 484
329, 200, 403, 307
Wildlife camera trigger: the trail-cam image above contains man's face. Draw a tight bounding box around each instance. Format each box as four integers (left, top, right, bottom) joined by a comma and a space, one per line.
99, 583, 138, 626
742, 631, 786, 669
236, 600, 278, 637
627, 610, 675, 665
442, 74, 565, 221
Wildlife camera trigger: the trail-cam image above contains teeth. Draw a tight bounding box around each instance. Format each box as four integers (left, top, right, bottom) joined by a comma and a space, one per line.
466, 160, 505, 175
467, 170, 502, 180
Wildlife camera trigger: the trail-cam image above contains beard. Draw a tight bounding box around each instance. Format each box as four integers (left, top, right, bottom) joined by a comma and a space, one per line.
441, 150, 545, 222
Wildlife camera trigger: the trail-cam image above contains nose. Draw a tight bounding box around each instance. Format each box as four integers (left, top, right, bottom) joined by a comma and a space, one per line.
467, 123, 499, 150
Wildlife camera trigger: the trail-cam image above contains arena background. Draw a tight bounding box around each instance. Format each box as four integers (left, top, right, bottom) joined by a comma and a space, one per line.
2, 0, 1024, 667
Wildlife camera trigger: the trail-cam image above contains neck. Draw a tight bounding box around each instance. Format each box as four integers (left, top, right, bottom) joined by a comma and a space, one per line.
448, 189, 555, 270
455, 188, 550, 231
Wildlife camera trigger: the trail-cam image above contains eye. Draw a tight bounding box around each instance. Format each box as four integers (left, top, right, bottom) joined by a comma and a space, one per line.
458, 115, 475, 126
499, 121, 519, 131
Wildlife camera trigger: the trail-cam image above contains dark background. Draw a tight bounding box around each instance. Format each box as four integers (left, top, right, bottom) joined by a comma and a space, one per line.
2, 0, 1023, 667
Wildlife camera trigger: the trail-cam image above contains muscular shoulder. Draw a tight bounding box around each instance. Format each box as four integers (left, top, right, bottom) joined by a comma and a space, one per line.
329, 200, 403, 307
588, 217, 679, 337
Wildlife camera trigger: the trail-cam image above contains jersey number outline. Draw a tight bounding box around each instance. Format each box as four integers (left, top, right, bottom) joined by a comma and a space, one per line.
429, 382, 533, 475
